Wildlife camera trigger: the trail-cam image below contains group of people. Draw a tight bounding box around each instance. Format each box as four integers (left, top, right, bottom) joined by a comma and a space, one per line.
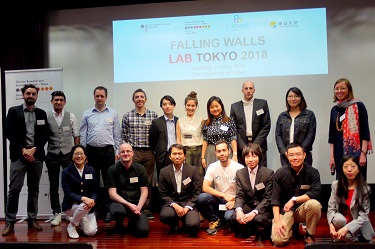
1, 78, 373, 245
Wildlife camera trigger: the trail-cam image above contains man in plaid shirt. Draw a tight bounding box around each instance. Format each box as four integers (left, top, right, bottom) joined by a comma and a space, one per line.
121, 89, 158, 219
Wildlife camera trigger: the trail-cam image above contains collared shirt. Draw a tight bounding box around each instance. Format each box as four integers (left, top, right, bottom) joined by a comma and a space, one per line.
80, 106, 121, 153
121, 108, 158, 148
74, 164, 84, 177
242, 98, 254, 137
165, 115, 176, 149
173, 164, 184, 194
24, 104, 36, 147
52, 109, 79, 137
271, 164, 321, 214
202, 116, 237, 145
106, 160, 149, 204
248, 165, 258, 190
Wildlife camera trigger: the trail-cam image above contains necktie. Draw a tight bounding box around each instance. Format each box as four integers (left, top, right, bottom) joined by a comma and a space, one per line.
250, 170, 256, 190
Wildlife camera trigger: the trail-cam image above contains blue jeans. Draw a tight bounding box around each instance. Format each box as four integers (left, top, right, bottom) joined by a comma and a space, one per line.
197, 192, 234, 223
6, 158, 43, 223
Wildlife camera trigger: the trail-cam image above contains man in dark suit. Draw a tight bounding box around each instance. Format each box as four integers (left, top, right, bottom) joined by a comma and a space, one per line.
2, 84, 49, 236
149, 95, 178, 180
230, 81, 271, 167
158, 144, 201, 236
232, 143, 274, 239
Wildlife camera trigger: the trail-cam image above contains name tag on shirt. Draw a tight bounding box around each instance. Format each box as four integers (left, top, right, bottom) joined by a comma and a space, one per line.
63, 126, 70, 132
256, 109, 264, 116
220, 125, 228, 131
219, 204, 227, 211
85, 174, 93, 179
255, 182, 265, 190
37, 120, 45, 125
106, 118, 113, 123
300, 185, 310, 190
339, 114, 345, 122
130, 177, 138, 183
183, 177, 191, 185
144, 120, 152, 125
184, 134, 193, 139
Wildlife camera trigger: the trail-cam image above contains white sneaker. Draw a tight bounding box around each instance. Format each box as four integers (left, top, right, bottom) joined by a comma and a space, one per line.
66, 215, 72, 222
50, 213, 62, 226
67, 223, 79, 239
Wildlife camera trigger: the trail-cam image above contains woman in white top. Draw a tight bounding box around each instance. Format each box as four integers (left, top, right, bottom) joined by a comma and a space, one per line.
176, 91, 204, 177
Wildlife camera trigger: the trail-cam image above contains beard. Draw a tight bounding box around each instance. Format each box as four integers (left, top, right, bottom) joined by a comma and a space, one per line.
25, 98, 36, 106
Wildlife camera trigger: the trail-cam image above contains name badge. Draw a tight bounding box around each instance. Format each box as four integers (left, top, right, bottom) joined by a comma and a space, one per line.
255, 182, 265, 190
300, 185, 310, 190
256, 109, 264, 116
339, 114, 345, 122
130, 177, 139, 183
144, 120, 151, 125
183, 177, 191, 185
105, 118, 113, 123
85, 174, 93, 179
183, 134, 193, 139
219, 204, 227, 211
63, 126, 70, 132
220, 125, 228, 131
37, 120, 45, 125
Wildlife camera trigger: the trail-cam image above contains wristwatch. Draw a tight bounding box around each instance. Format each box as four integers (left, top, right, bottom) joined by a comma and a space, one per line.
292, 196, 297, 204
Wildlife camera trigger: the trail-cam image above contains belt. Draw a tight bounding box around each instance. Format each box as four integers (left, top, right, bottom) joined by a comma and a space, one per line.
246, 136, 253, 142
86, 144, 113, 150
133, 147, 151, 151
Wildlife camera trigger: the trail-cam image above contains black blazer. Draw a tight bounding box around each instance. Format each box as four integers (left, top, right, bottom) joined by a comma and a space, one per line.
61, 163, 98, 212
230, 98, 271, 152
158, 163, 201, 208
149, 115, 178, 168
5, 104, 48, 162
234, 166, 274, 215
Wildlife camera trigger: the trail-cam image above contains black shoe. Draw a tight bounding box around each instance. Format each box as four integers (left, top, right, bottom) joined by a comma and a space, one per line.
292, 223, 303, 240
2, 223, 14, 236
28, 220, 43, 231
144, 209, 155, 220
105, 212, 112, 223
168, 225, 179, 235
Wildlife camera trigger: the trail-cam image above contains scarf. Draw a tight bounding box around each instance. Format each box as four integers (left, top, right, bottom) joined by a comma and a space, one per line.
337, 98, 373, 156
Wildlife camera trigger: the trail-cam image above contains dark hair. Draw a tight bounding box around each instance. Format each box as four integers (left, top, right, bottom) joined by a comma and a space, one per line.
242, 143, 263, 163
168, 144, 186, 155
132, 88, 147, 101
205, 96, 230, 125
51, 91, 66, 101
215, 139, 231, 151
94, 86, 108, 97
333, 78, 354, 102
160, 95, 176, 107
286, 142, 305, 152
285, 87, 307, 111
337, 155, 370, 213
21, 84, 38, 94
70, 144, 87, 161
184, 91, 198, 106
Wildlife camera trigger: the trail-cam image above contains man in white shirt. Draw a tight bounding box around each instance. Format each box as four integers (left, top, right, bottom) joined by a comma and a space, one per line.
197, 140, 244, 235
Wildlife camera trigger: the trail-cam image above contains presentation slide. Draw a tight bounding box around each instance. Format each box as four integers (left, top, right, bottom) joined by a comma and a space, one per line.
113, 7, 328, 83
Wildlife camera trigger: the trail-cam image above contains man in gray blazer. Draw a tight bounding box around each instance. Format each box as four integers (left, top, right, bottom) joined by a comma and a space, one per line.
232, 143, 274, 239
158, 144, 201, 236
230, 81, 271, 167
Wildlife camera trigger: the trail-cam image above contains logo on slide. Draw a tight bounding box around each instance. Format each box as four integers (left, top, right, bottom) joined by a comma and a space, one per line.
233, 15, 242, 23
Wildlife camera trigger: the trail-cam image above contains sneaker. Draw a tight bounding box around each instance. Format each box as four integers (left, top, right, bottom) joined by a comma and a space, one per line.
66, 215, 72, 222
207, 219, 220, 235
144, 209, 155, 220
2, 222, 14, 236
51, 213, 62, 226
67, 223, 79, 239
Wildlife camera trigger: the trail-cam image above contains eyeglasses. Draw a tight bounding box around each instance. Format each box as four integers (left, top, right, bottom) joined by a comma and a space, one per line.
120, 150, 133, 154
73, 152, 85, 156
287, 95, 301, 99
334, 87, 347, 92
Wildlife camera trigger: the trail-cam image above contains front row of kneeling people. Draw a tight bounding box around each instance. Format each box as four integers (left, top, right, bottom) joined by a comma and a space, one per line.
2, 139, 373, 245
60, 141, 373, 245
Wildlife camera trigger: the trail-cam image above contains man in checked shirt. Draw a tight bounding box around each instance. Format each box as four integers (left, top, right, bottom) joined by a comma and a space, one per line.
122, 89, 158, 219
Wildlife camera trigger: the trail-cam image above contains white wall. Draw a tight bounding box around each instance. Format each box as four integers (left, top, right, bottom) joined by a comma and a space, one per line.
47, 0, 375, 184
